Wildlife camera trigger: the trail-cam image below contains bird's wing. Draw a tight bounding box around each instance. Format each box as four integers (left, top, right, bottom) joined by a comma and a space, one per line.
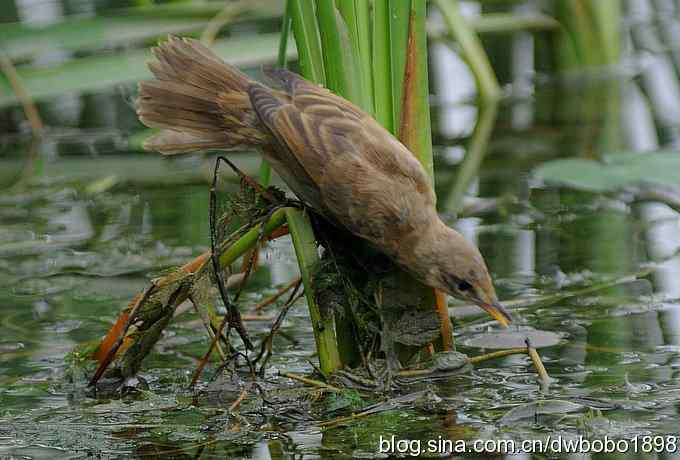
248, 69, 435, 244
248, 69, 365, 183
246, 79, 325, 209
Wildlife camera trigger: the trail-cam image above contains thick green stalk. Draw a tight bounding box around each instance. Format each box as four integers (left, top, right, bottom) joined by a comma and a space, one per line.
590, 0, 620, 65
313, 0, 368, 367
388, 0, 411, 131
315, 0, 370, 108
316, 0, 349, 97
397, 1, 434, 179
285, 208, 342, 376
371, 0, 393, 132
337, 0, 374, 112
218, 207, 288, 268
434, 0, 501, 104
289, 0, 325, 84
316, 0, 361, 102
288, 4, 343, 373
277, 1, 292, 68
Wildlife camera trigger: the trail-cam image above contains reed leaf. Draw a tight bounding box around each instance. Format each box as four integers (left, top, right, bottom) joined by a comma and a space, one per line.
397, 1, 434, 179
289, 0, 325, 84
288, 0, 342, 374
433, 0, 501, 104
388, 0, 411, 132
336, 0, 374, 112
316, 0, 349, 96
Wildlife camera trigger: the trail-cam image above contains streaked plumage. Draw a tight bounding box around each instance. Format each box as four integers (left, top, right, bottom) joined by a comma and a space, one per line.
137, 36, 512, 326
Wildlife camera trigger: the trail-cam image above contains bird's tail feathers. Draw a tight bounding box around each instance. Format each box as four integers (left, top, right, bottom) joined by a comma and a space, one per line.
137, 35, 268, 155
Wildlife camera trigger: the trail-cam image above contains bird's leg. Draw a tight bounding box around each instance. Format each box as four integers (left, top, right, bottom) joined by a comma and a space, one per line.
213, 155, 276, 202
210, 157, 252, 350
374, 282, 401, 391
435, 289, 454, 351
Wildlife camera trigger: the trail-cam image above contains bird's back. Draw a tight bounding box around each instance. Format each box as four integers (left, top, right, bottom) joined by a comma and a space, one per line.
248, 69, 438, 251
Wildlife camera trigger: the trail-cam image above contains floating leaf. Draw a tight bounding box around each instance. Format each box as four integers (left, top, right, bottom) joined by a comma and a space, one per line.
462, 327, 561, 349
534, 151, 680, 192
499, 399, 584, 425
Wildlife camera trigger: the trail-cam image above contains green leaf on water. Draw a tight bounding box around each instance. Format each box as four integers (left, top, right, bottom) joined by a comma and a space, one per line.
534, 151, 680, 192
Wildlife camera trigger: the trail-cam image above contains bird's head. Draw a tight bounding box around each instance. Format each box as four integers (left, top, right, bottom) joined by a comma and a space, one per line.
415, 222, 513, 327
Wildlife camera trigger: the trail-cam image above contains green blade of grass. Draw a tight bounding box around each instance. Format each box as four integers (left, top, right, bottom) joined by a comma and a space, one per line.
444, 102, 498, 213
371, 0, 394, 132
433, 0, 501, 104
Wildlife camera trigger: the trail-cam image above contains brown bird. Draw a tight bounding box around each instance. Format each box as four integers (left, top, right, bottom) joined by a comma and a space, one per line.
137, 36, 512, 327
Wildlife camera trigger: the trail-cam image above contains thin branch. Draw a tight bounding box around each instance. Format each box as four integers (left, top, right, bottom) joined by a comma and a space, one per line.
201, 3, 244, 46
468, 347, 527, 365
525, 338, 550, 390
0, 50, 43, 136
254, 279, 303, 372
210, 157, 252, 350
280, 371, 340, 392
190, 313, 230, 388
228, 388, 249, 412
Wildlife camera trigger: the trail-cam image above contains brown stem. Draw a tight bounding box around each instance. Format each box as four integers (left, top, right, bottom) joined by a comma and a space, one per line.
525, 338, 550, 390
228, 388, 248, 412
280, 371, 340, 392
0, 51, 43, 136
89, 282, 157, 386
469, 347, 527, 365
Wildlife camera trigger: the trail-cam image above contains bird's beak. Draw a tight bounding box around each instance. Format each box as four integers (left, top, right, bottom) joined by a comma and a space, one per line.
478, 299, 513, 327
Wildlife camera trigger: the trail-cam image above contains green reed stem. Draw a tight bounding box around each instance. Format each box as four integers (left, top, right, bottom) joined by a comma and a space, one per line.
289, 0, 325, 84
285, 207, 342, 376
371, 0, 393, 132
218, 207, 288, 268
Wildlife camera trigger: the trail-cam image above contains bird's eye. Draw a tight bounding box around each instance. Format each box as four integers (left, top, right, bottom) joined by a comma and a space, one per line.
458, 281, 473, 292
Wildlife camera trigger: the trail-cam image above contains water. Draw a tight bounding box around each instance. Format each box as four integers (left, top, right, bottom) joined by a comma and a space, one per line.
3, 1, 680, 459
